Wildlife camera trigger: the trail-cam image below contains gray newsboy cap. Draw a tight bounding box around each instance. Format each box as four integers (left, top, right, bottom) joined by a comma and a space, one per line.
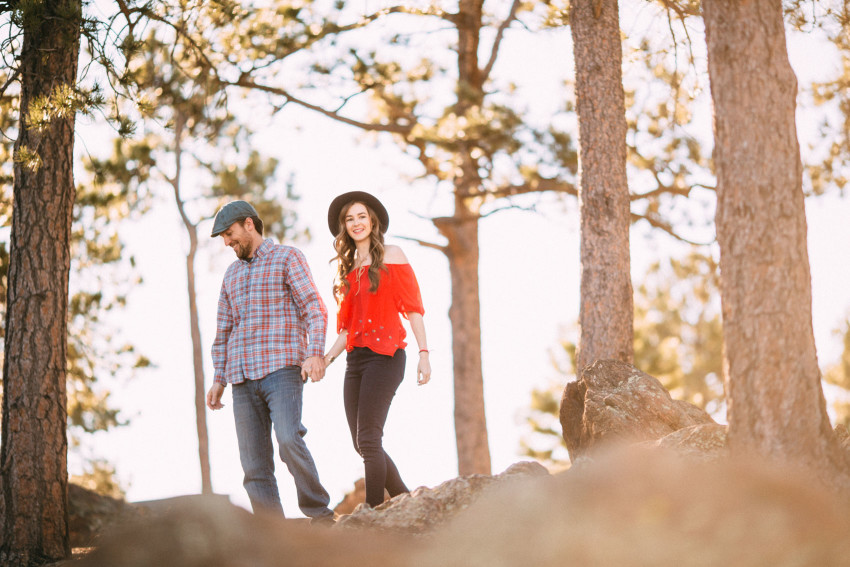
211, 200, 259, 237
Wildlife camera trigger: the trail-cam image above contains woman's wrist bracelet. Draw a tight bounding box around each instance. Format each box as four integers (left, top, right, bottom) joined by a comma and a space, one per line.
419, 348, 429, 354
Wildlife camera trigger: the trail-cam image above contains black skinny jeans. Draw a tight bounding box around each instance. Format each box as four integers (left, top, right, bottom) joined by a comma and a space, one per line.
343, 347, 409, 507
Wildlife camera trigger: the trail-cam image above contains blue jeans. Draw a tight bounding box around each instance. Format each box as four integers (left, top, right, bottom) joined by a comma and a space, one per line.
343, 347, 409, 507
232, 366, 332, 519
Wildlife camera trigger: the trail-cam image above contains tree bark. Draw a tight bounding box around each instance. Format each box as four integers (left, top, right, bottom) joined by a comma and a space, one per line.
703, 0, 850, 486
435, 208, 491, 476
0, 2, 81, 563
571, 0, 634, 372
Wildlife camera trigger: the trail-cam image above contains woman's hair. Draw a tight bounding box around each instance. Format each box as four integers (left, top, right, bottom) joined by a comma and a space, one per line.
332, 201, 386, 303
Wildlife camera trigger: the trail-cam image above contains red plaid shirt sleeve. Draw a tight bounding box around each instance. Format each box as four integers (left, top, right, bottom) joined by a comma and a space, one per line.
211, 240, 328, 386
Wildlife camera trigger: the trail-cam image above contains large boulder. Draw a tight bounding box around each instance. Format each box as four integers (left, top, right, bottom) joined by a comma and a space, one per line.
336, 461, 548, 534
641, 422, 729, 461
72, 453, 850, 567
560, 359, 717, 460
68, 484, 146, 548
74, 494, 418, 567
414, 448, 850, 567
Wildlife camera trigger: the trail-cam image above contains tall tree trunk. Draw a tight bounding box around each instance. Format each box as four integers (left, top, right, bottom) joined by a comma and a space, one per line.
437, 0, 491, 475
571, 0, 634, 372
435, 206, 491, 476
703, 0, 850, 486
171, 115, 213, 494
0, 2, 81, 563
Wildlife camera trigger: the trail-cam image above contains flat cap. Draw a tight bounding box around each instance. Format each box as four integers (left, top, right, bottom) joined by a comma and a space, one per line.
211, 200, 259, 237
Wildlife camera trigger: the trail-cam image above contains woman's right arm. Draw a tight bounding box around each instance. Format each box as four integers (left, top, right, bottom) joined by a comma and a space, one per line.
324, 330, 349, 367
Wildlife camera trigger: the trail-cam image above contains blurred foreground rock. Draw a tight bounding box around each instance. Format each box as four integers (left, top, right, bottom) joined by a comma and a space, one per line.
335, 460, 548, 534
70, 359, 850, 566
560, 359, 721, 460
414, 448, 850, 567
74, 494, 418, 567
69, 484, 145, 548
74, 449, 850, 567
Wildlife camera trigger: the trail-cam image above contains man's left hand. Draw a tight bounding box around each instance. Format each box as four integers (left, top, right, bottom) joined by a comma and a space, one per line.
301, 356, 326, 383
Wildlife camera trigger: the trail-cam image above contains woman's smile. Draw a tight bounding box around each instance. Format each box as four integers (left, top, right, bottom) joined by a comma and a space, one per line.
345, 202, 372, 242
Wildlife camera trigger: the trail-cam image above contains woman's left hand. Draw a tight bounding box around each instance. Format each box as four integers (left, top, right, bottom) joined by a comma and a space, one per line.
417, 353, 431, 386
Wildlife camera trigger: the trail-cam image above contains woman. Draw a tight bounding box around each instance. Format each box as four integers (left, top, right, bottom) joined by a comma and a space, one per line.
324, 190, 431, 508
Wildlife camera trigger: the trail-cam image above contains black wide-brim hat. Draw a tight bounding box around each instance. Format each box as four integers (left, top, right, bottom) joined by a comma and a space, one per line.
327, 191, 389, 236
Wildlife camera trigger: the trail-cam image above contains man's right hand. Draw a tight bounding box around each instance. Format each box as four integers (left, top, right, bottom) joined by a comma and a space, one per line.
301, 356, 326, 383
206, 383, 226, 410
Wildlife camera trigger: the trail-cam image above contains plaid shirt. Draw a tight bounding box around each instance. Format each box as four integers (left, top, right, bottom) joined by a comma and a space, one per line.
212, 239, 327, 386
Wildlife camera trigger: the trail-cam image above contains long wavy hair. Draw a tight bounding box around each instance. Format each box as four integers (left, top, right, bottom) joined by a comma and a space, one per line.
332, 201, 387, 303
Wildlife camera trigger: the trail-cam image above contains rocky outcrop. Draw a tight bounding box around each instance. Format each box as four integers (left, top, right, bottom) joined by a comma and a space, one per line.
560, 359, 718, 460
68, 484, 146, 548
413, 448, 850, 567
641, 422, 728, 460
74, 450, 850, 567
74, 494, 418, 567
335, 461, 548, 534
333, 478, 390, 515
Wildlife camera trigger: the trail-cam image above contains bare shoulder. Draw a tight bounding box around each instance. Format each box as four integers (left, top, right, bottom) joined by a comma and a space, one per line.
383, 245, 409, 264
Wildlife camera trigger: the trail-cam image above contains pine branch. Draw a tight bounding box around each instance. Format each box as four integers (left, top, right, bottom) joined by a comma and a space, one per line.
229, 76, 414, 135
395, 235, 448, 254
481, 0, 522, 84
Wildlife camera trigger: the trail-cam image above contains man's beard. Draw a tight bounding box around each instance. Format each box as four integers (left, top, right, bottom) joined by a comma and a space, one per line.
234, 241, 253, 261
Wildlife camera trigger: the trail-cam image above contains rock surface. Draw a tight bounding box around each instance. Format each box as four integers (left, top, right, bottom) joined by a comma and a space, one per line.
837, 424, 850, 452
641, 422, 728, 460
335, 461, 549, 534
65, 358, 850, 566
560, 359, 716, 460
332, 478, 390, 515
414, 448, 850, 567
72, 494, 417, 567
72, 450, 850, 567
68, 484, 146, 548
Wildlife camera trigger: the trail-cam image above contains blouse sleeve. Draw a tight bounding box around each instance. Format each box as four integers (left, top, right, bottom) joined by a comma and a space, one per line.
392, 264, 424, 316
337, 287, 352, 333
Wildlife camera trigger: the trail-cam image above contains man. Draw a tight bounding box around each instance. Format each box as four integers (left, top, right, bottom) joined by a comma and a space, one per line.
206, 200, 335, 524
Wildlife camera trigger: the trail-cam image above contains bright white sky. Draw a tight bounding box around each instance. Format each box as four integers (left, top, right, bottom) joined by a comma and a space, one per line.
60, 8, 850, 516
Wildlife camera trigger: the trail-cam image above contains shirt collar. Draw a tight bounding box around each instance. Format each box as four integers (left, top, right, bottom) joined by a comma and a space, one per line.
240, 238, 274, 264
252, 238, 275, 259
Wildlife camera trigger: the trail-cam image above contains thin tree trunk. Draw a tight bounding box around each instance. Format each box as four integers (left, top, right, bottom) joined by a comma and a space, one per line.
171, 114, 213, 494
0, 2, 81, 563
703, 0, 850, 487
186, 233, 213, 494
571, 0, 634, 372
435, 208, 491, 476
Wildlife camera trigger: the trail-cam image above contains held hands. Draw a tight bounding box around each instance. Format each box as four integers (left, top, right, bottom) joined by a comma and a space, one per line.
417, 351, 431, 386
301, 356, 326, 383
206, 383, 225, 410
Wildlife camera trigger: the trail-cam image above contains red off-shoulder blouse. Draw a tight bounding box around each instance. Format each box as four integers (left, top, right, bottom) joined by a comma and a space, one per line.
337, 263, 425, 356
